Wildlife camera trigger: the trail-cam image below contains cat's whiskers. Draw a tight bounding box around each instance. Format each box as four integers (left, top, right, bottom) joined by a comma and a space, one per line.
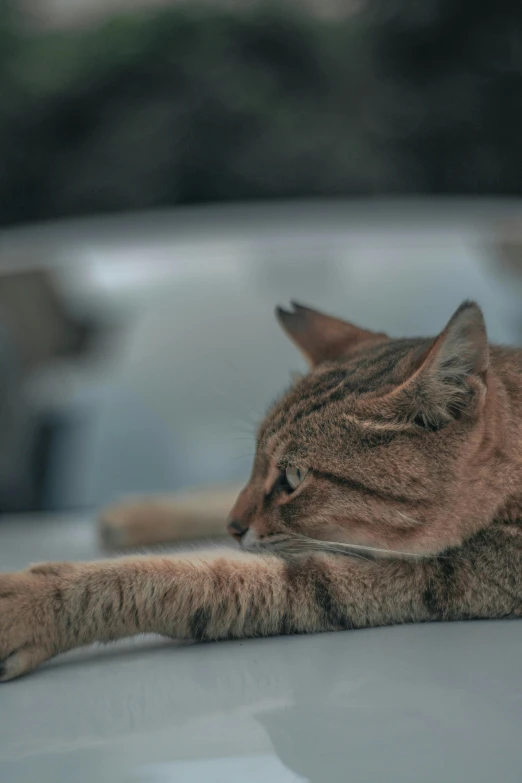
394, 510, 424, 526
280, 540, 370, 561
258, 533, 431, 561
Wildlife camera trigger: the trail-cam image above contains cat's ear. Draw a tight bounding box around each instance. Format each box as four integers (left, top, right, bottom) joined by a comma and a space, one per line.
275, 302, 388, 367
388, 301, 489, 428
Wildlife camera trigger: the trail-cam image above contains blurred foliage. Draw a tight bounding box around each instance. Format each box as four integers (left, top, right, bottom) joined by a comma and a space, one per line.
367, 0, 522, 194
0, 0, 521, 227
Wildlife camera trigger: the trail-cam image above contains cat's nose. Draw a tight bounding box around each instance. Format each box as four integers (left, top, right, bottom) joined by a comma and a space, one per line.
227, 519, 248, 541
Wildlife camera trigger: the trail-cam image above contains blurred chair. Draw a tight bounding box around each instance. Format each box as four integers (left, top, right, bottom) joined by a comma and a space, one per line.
0, 268, 105, 514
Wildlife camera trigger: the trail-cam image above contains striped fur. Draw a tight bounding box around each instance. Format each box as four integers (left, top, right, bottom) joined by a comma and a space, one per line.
2, 300, 522, 681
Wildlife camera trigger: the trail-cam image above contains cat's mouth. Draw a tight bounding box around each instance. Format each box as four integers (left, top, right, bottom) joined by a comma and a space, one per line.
239, 529, 299, 554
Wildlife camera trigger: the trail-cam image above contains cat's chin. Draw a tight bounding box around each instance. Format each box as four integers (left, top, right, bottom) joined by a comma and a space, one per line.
239, 529, 259, 551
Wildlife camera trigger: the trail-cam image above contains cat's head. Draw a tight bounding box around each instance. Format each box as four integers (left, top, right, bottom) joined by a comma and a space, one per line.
228, 300, 505, 559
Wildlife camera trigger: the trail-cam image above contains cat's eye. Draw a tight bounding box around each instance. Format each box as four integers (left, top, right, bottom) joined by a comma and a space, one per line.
285, 466, 309, 491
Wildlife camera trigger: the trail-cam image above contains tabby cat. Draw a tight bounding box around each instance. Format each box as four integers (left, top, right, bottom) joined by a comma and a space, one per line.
2, 300, 522, 682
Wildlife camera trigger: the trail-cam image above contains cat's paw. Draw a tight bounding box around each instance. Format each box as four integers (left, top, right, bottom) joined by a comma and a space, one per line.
98, 500, 150, 549
0, 563, 73, 682
98, 499, 179, 549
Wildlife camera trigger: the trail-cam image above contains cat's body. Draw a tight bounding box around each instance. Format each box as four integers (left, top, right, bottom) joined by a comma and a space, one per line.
1, 300, 522, 682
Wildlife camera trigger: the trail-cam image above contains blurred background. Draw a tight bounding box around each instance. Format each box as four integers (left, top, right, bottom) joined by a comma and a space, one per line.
1, 0, 522, 515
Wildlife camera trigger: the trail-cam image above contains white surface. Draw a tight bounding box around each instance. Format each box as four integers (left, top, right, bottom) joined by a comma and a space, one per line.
1, 514, 522, 782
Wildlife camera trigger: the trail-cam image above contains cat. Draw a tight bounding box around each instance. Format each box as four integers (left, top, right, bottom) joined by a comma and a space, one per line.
2, 299, 522, 682
98, 484, 243, 549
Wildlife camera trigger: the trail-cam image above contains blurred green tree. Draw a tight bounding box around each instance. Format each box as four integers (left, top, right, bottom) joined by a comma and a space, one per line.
1, 0, 521, 227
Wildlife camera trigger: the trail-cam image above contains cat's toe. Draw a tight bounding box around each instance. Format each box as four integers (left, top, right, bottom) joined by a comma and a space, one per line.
0, 647, 49, 682
0, 651, 26, 682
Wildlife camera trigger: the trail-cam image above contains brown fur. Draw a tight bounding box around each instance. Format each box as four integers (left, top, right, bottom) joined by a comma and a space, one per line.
1, 300, 522, 682
99, 485, 242, 548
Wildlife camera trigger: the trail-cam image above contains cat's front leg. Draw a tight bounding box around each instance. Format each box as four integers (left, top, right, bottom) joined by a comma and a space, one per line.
0, 550, 431, 681
0, 551, 320, 681
98, 485, 243, 549
4, 540, 518, 682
